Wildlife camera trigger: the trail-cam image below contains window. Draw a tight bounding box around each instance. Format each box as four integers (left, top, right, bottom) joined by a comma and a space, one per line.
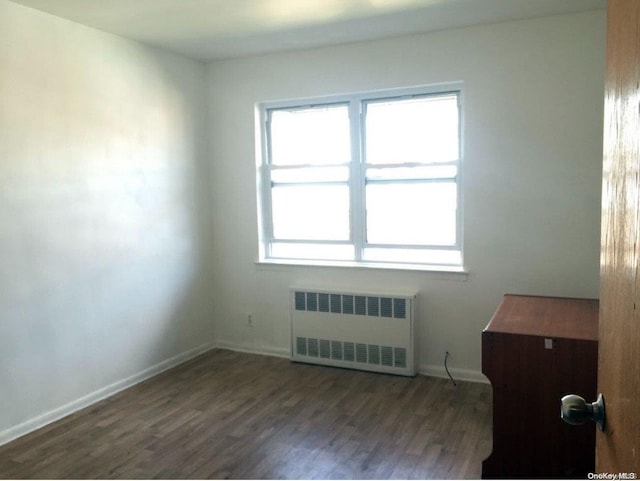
257, 85, 463, 270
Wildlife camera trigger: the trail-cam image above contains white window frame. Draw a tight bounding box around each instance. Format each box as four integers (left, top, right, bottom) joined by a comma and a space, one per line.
256, 83, 464, 271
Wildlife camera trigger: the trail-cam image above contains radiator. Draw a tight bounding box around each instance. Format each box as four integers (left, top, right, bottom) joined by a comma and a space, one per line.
290, 287, 417, 376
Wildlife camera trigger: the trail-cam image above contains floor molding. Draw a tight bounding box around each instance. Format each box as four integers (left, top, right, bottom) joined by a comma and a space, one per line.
214, 340, 488, 384
419, 363, 489, 384
0, 342, 214, 447
213, 340, 291, 359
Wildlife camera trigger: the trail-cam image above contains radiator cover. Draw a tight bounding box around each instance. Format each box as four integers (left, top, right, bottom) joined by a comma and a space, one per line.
290, 287, 417, 376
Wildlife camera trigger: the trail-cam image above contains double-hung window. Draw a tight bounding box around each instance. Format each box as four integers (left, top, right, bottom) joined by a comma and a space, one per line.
257, 84, 463, 270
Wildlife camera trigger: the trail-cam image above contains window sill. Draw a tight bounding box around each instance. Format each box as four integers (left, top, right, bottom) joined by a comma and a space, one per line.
255, 258, 469, 281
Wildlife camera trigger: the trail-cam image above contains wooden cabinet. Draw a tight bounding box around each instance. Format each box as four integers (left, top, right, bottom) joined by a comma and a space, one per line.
482, 294, 599, 479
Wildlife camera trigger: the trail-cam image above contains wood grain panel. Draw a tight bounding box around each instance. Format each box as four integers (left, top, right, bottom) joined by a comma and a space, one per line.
482, 295, 598, 478
598, 0, 640, 472
486, 295, 599, 340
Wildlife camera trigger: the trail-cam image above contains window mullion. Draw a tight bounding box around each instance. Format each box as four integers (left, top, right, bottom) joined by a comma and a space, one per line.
261, 110, 275, 258
350, 99, 365, 260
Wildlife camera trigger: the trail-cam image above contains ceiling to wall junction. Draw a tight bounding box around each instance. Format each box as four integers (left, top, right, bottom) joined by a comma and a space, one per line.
9, 0, 606, 60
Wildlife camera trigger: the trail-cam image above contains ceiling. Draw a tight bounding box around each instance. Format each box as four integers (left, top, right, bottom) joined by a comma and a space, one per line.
9, 0, 606, 61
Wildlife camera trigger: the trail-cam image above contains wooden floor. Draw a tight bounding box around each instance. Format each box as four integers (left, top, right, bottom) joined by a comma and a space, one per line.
0, 349, 492, 479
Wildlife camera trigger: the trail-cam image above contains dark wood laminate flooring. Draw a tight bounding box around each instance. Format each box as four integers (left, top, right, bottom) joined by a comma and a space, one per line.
0, 349, 492, 479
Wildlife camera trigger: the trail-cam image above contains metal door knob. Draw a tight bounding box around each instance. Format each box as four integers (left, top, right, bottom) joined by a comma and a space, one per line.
560, 393, 605, 431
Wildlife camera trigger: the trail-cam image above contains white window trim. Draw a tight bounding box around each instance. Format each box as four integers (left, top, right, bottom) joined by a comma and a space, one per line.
256, 83, 465, 272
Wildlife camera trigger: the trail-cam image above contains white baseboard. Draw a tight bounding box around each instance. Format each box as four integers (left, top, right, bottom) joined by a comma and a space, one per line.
0, 343, 214, 447
213, 340, 291, 359
213, 341, 488, 384
419, 364, 489, 384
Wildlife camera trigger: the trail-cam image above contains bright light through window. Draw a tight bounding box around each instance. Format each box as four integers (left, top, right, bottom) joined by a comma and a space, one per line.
365, 95, 459, 164
366, 182, 457, 245
258, 86, 463, 269
272, 184, 350, 240
270, 105, 351, 166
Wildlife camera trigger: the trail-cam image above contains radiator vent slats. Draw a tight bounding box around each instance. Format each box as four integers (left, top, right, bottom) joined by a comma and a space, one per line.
319, 339, 331, 358
394, 347, 407, 368
307, 292, 318, 312
297, 337, 408, 370
331, 340, 342, 360
319, 293, 330, 313
368, 297, 380, 317
296, 336, 307, 356
355, 296, 367, 316
291, 288, 416, 376
308, 338, 319, 357
344, 342, 355, 362
330, 294, 341, 314
294, 291, 407, 319
381, 298, 393, 318
394, 298, 406, 319
295, 291, 306, 311
368, 344, 380, 365
343, 295, 354, 315
381, 346, 394, 367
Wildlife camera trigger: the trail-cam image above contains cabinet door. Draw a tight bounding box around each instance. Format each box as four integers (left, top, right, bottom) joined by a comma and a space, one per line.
482, 332, 556, 477
482, 332, 597, 478
553, 337, 597, 477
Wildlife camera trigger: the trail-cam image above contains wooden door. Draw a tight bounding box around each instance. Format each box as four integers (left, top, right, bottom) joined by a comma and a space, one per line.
598, 0, 640, 472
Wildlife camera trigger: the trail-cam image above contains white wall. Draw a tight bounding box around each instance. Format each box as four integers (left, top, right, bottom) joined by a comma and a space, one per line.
0, 1, 213, 442
206, 11, 605, 380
